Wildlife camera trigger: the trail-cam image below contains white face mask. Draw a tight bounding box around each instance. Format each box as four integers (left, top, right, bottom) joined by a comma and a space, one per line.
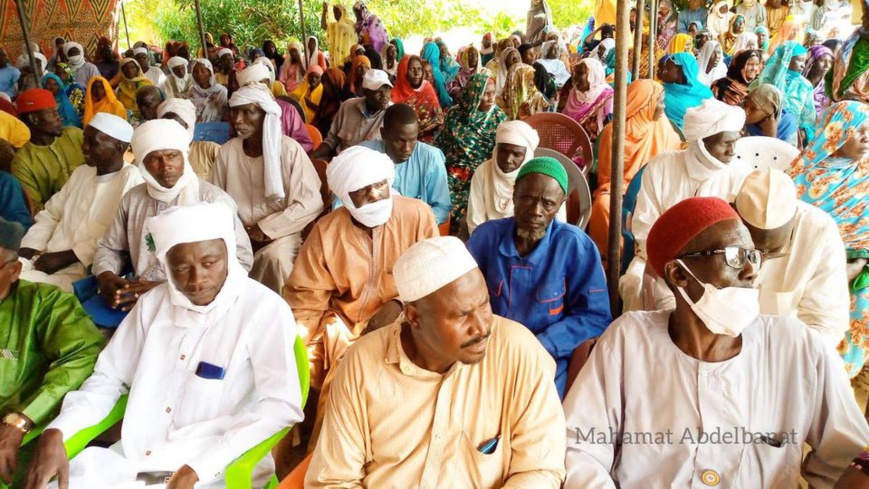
347, 196, 393, 228
675, 259, 760, 337
67, 54, 83, 65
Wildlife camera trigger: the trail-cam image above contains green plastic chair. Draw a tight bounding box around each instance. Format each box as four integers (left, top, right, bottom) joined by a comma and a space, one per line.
7, 335, 310, 489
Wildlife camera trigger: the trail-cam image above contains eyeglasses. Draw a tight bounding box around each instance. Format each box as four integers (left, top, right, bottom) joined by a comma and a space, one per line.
761, 227, 796, 261
679, 246, 763, 270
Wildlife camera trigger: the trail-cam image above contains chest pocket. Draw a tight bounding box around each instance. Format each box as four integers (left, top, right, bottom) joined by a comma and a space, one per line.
535, 279, 567, 316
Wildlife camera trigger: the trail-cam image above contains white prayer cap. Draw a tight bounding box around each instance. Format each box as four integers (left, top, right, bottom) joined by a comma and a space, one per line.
326, 145, 395, 200
131, 119, 190, 162
218, 48, 233, 58
362, 69, 393, 90
133, 47, 149, 56
735, 169, 797, 230
89, 112, 134, 143
157, 98, 196, 142
394, 236, 480, 303
682, 98, 746, 143
63, 42, 83, 55
494, 120, 539, 164
167, 56, 188, 70
237, 63, 271, 88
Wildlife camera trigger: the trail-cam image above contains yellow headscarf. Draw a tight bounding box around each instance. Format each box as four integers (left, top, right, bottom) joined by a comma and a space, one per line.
116, 58, 154, 112
84, 76, 128, 126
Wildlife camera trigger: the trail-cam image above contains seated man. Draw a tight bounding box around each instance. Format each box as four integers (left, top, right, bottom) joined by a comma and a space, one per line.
284, 145, 439, 444
467, 120, 566, 235
92, 119, 253, 313
18, 113, 142, 292
157, 98, 221, 179
235, 64, 313, 152
310, 69, 392, 161
134, 46, 165, 88
63, 43, 100, 87
0, 218, 104, 488
134, 85, 165, 124
11, 89, 86, 212
24, 202, 305, 489
564, 197, 869, 487
307, 236, 566, 488
467, 157, 611, 398
209, 84, 323, 293
735, 169, 849, 347
338, 103, 451, 225
0, 139, 33, 230
621, 98, 749, 311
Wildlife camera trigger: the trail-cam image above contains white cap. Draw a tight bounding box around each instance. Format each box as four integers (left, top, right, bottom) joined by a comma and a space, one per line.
735, 169, 797, 230
133, 47, 149, 56
394, 236, 479, 303
217, 48, 233, 58
362, 69, 393, 91
88, 113, 135, 143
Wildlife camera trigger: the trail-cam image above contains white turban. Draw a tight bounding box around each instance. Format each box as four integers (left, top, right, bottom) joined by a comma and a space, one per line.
157, 98, 197, 142
682, 98, 746, 143
393, 236, 480, 303
167, 56, 188, 71
144, 202, 245, 314
133, 47, 149, 56
89, 112, 134, 143
63, 42, 83, 56
193, 58, 214, 75
16, 53, 47, 72
218, 48, 233, 58
237, 63, 271, 88
229, 84, 284, 200
254, 57, 277, 84
493, 120, 539, 164
131, 119, 199, 204
327, 145, 395, 227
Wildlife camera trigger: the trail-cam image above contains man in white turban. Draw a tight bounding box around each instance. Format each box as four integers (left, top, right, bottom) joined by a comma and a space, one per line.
209, 84, 323, 292
62, 42, 100, 86
157, 97, 220, 178
620, 98, 750, 311
26, 202, 304, 489
164, 55, 194, 100
235, 64, 314, 152
93, 119, 253, 314
284, 145, 438, 450
306, 235, 567, 488
18, 113, 143, 292
466, 119, 566, 234
133, 46, 165, 88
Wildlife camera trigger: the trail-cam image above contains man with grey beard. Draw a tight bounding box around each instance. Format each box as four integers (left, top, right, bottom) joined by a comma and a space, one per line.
466, 157, 612, 399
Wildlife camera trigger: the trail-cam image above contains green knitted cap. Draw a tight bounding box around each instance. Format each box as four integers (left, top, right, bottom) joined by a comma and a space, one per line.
515, 157, 568, 194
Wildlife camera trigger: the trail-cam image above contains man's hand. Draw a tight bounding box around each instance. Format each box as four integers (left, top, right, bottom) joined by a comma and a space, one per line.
23, 428, 68, 489
366, 300, 403, 333
246, 224, 271, 245
0, 424, 24, 485
97, 272, 159, 311
166, 465, 199, 489
17, 248, 38, 261
32, 251, 78, 275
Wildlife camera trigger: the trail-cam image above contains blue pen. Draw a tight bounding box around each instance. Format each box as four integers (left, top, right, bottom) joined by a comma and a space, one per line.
478, 435, 500, 454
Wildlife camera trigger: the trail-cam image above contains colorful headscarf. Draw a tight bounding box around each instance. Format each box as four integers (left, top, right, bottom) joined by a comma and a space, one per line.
391, 38, 405, 60
421, 42, 453, 107
498, 63, 550, 120
668, 33, 694, 55
663, 52, 713, 128
349, 55, 371, 94
116, 58, 153, 113
83, 76, 127, 126
754, 26, 770, 51
713, 49, 760, 106
41, 73, 81, 128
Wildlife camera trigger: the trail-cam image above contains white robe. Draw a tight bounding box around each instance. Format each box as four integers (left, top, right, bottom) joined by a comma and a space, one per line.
564, 310, 869, 488
209, 136, 323, 292
46, 278, 304, 488
19, 164, 143, 291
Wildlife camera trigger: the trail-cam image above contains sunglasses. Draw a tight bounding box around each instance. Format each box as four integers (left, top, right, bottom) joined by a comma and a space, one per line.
679, 246, 763, 270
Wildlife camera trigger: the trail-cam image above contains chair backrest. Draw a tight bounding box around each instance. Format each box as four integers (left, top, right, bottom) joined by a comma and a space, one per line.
732, 136, 800, 173
438, 215, 451, 236
193, 122, 231, 145
524, 112, 593, 170
620, 163, 648, 275
535, 148, 592, 229
305, 124, 323, 151
310, 159, 331, 210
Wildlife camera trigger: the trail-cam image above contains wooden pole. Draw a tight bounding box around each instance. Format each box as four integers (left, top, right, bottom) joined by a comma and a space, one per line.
632, 0, 645, 79
607, 0, 631, 316
121, 1, 131, 50
14, 0, 41, 87
649, 0, 658, 79
299, 0, 309, 67
194, 0, 208, 60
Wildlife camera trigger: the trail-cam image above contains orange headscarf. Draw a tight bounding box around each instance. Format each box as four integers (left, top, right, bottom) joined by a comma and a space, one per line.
83, 76, 127, 126
349, 55, 371, 93
596, 79, 682, 196
391, 55, 441, 109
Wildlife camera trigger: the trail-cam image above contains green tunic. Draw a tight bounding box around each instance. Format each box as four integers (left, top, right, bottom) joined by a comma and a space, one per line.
0, 279, 104, 426
10, 127, 86, 212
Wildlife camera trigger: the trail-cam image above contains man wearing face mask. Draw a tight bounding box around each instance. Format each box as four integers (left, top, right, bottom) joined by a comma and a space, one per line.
564, 196, 869, 488
734, 169, 849, 349
283, 145, 438, 448
62, 42, 100, 87
621, 98, 751, 311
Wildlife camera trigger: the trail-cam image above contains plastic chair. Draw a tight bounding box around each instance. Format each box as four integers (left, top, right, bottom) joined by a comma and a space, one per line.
310, 159, 331, 211
305, 124, 323, 151
732, 136, 800, 173
59, 335, 310, 489
565, 337, 598, 397
193, 122, 232, 145
534, 148, 592, 229
277, 452, 313, 488
524, 112, 593, 171
438, 215, 451, 236
620, 164, 648, 276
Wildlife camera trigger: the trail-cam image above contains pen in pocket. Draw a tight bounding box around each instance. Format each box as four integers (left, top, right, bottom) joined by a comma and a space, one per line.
478, 435, 501, 454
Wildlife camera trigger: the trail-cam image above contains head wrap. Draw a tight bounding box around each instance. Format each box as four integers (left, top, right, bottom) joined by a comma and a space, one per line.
144, 202, 245, 314
133, 47, 148, 56
63, 41, 83, 57
516, 156, 568, 194
682, 98, 746, 142
89, 112, 134, 143
663, 52, 714, 128
0, 217, 24, 252
16, 88, 56, 114
746, 83, 784, 119
735, 169, 797, 230
488, 120, 540, 213
393, 236, 480, 303
237, 63, 271, 88
228, 84, 284, 200
802, 45, 834, 77
306, 36, 321, 69
132, 119, 199, 204
167, 56, 188, 71
327, 145, 395, 227
217, 48, 233, 59
17, 53, 48, 72
157, 98, 197, 142
572, 58, 608, 104
647, 196, 741, 276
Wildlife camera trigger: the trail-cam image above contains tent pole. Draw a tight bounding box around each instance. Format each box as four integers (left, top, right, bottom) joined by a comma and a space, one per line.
632, 0, 645, 79
194, 0, 208, 60
299, 0, 309, 67
14, 0, 41, 87
121, 1, 131, 50
649, 0, 658, 79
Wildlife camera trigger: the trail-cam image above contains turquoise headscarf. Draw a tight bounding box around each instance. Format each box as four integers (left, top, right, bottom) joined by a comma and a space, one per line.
391, 38, 405, 60
754, 26, 770, 51
421, 41, 453, 108
754, 41, 816, 140
663, 52, 713, 129
41, 73, 82, 128
604, 48, 632, 86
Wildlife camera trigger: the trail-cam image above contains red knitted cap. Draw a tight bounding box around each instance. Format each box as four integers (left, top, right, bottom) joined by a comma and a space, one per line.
647, 197, 740, 277
16, 89, 56, 114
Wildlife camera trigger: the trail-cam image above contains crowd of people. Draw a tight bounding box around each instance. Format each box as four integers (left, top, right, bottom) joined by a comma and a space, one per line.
1, 0, 869, 486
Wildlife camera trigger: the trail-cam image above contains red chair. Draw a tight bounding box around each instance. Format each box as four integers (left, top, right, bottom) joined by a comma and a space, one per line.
438, 215, 451, 236
566, 337, 598, 395
278, 453, 313, 489
523, 112, 594, 172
